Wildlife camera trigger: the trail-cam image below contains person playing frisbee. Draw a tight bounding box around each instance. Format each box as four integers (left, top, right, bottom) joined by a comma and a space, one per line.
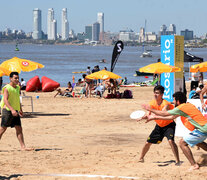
142, 91, 207, 170
138, 85, 181, 165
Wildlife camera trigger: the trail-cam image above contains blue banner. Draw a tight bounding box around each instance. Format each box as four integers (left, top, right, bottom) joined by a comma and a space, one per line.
161, 35, 175, 102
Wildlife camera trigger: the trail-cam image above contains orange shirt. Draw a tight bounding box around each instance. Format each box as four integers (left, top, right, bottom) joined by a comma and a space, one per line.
149, 99, 174, 127
177, 103, 207, 126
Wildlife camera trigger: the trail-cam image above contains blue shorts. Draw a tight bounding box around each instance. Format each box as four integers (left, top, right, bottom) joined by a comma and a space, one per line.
183, 129, 207, 147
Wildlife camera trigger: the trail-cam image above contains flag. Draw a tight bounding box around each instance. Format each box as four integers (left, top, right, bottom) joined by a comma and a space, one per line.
111, 41, 124, 72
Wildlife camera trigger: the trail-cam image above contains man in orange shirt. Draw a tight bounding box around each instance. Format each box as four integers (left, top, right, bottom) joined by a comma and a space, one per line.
138, 85, 180, 165
142, 91, 207, 170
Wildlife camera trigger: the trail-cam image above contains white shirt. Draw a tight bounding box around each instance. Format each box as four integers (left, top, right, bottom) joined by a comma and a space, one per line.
21, 81, 26, 87
191, 72, 199, 81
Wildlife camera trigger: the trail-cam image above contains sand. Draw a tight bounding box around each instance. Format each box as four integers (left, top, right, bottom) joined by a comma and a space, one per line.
0, 85, 207, 180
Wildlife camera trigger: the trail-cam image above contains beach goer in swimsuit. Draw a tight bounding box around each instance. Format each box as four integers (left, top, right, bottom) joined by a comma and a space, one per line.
54, 81, 73, 97
0, 72, 33, 151
138, 85, 180, 165
142, 91, 207, 170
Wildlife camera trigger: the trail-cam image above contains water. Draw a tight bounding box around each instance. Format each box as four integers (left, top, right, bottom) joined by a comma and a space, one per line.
0, 43, 207, 86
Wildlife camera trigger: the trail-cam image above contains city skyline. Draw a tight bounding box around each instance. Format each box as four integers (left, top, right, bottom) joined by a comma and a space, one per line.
0, 0, 207, 36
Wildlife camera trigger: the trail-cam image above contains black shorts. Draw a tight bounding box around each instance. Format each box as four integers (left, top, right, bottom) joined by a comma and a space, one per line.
1, 109, 21, 128
147, 122, 176, 144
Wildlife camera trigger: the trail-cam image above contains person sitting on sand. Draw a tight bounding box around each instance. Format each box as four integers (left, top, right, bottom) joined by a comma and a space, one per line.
141, 91, 207, 171
106, 79, 117, 95
54, 81, 73, 97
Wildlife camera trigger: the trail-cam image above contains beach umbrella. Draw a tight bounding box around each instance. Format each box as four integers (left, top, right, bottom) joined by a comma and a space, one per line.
0, 57, 44, 75
86, 70, 122, 80
0, 66, 12, 77
139, 62, 181, 74
190, 62, 207, 72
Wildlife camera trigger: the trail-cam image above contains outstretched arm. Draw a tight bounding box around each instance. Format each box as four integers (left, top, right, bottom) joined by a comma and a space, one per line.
145, 114, 179, 123
142, 104, 171, 116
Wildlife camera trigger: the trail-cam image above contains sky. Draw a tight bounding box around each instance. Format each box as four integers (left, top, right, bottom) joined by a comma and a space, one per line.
0, 0, 206, 36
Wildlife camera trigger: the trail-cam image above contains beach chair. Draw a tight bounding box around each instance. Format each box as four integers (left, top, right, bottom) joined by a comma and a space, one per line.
73, 83, 86, 98
21, 92, 34, 113
147, 78, 159, 86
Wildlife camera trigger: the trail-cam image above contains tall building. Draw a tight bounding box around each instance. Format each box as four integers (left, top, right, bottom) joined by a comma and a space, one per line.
97, 12, 104, 42
180, 29, 194, 40
168, 24, 176, 35
85, 25, 92, 40
159, 24, 167, 37
61, 8, 69, 40
32, 8, 42, 40
47, 8, 57, 40
92, 22, 100, 41
97, 12, 104, 33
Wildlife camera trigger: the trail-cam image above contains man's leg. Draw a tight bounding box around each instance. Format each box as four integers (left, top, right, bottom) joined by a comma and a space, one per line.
139, 142, 152, 162
168, 139, 180, 165
197, 142, 207, 151
0, 126, 7, 139
179, 139, 199, 170
15, 125, 32, 151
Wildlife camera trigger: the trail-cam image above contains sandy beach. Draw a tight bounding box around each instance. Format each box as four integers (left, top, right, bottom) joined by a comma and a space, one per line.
0, 84, 207, 180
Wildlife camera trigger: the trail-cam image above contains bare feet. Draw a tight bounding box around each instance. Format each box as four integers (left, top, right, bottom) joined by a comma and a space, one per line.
138, 158, 144, 163
188, 164, 199, 171
21, 147, 34, 151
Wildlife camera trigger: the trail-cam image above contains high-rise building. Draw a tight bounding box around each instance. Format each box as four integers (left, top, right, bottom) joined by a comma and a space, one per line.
159, 24, 167, 37
32, 8, 42, 40
92, 22, 100, 41
97, 12, 104, 42
85, 25, 92, 40
168, 24, 176, 35
97, 12, 104, 33
47, 8, 57, 40
61, 8, 69, 40
180, 29, 194, 40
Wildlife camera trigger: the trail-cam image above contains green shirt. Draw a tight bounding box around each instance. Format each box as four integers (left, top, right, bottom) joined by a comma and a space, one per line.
0, 84, 20, 111
168, 108, 207, 133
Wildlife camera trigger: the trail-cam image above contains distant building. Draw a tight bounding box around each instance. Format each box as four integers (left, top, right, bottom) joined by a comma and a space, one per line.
159, 24, 167, 37
97, 12, 104, 33
32, 8, 42, 40
146, 32, 157, 42
97, 12, 104, 42
138, 27, 145, 43
47, 8, 57, 40
119, 29, 136, 41
181, 29, 194, 40
168, 24, 176, 35
85, 25, 92, 41
69, 29, 75, 38
92, 22, 100, 41
61, 8, 69, 40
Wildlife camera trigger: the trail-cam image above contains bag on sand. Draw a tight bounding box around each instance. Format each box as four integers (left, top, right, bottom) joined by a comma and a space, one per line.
123, 89, 133, 98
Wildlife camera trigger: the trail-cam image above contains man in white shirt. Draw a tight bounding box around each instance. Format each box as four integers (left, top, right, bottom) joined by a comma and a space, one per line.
190, 72, 199, 91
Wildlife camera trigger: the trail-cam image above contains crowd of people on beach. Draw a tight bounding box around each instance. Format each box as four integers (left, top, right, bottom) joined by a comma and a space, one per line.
54, 65, 129, 99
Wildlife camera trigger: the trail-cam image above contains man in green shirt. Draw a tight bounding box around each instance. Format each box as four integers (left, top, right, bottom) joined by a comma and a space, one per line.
0, 72, 32, 151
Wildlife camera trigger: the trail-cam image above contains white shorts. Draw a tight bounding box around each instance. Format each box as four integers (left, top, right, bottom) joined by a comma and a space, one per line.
183, 129, 207, 147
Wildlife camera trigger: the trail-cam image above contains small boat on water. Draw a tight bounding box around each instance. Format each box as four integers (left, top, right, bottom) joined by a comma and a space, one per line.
15, 43, 19, 51
140, 50, 152, 58
99, 59, 106, 63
